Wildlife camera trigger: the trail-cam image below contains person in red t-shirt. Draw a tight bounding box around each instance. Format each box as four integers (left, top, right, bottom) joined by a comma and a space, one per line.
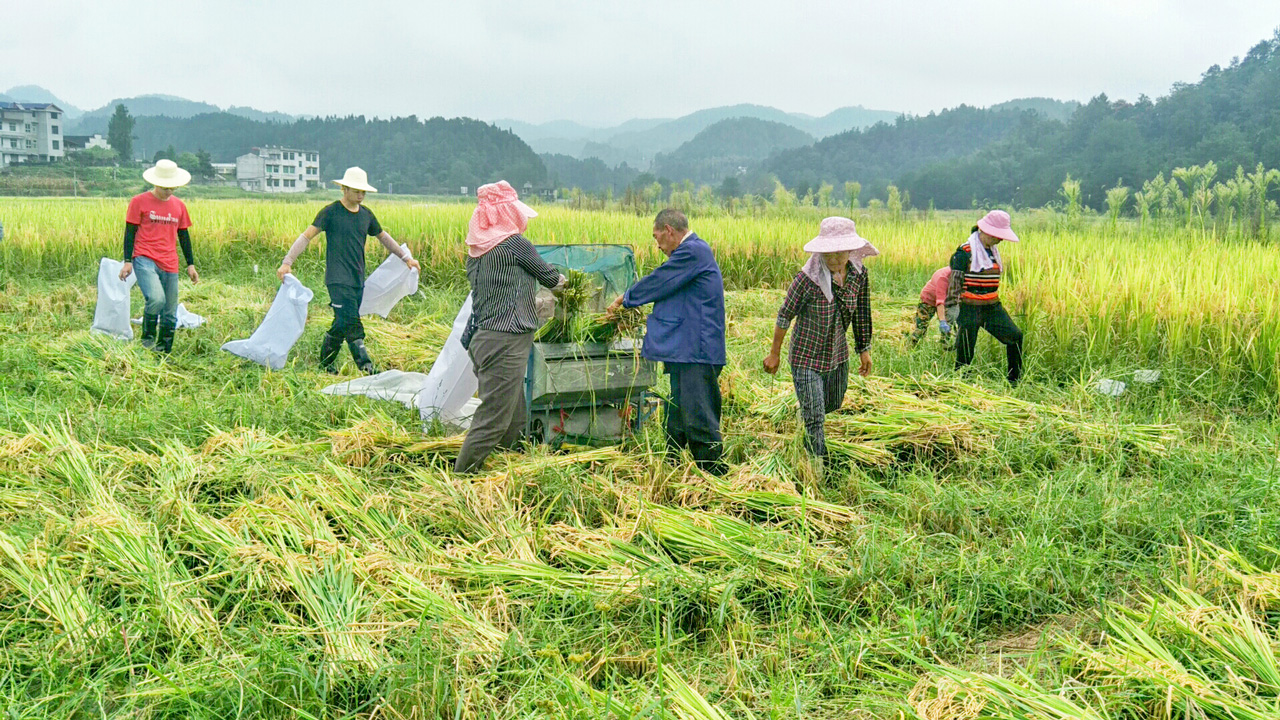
119, 159, 199, 353
907, 266, 954, 348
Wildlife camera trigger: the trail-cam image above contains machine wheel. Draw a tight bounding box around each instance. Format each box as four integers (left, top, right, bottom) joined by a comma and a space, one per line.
529, 418, 548, 444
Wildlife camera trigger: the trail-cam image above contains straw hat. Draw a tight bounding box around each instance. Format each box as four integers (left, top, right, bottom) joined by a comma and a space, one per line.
142, 159, 191, 189
334, 167, 377, 193
804, 216, 877, 255
977, 210, 1019, 242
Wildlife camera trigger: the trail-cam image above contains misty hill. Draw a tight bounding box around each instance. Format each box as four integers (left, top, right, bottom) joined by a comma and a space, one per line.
1, 85, 83, 117
130, 112, 545, 193
502, 103, 900, 166
651, 117, 814, 185
541, 154, 640, 195
766, 30, 1280, 209
767, 105, 1034, 195
70, 96, 294, 134
988, 97, 1080, 123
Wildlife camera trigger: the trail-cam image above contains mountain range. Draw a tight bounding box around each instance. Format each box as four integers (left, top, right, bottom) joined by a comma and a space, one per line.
0, 86, 297, 133
496, 103, 903, 167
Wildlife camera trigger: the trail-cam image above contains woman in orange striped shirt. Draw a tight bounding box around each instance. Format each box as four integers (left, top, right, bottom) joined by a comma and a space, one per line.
944, 210, 1023, 385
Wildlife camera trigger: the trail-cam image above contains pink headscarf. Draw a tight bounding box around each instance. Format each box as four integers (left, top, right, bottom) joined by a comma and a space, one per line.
465, 181, 539, 258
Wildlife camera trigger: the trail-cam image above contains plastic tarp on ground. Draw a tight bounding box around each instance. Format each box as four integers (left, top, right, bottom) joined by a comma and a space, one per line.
91, 258, 136, 340
360, 244, 418, 318
322, 370, 431, 409
132, 303, 206, 330
221, 275, 314, 370
418, 294, 479, 429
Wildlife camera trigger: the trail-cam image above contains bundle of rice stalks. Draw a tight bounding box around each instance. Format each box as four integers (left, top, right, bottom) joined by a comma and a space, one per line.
580, 305, 647, 343
282, 557, 387, 673
0, 531, 104, 646
324, 412, 418, 467
536, 270, 596, 343
641, 504, 843, 583
661, 666, 735, 720
371, 565, 507, 654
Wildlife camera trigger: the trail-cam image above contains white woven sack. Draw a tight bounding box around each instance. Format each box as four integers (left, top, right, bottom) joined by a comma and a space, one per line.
91, 257, 137, 340
360, 245, 418, 318
221, 275, 314, 370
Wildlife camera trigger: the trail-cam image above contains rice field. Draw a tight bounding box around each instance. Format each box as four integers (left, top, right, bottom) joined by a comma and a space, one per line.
1, 196, 1279, 718
5, 196, 1278, 406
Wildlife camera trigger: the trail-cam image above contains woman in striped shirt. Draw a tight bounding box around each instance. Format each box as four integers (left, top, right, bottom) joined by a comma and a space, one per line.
454, 181, 564, 474
944, 210, 1023, 385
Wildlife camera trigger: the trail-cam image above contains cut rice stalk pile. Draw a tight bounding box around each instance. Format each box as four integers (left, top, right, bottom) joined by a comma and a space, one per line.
904, 541, 1280, 720
737, 373, 1179, 468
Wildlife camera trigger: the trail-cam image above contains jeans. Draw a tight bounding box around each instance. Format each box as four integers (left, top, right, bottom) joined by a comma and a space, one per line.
133, 255, 179, 330
792, 362, 849, 457
955, 302, 1023, 385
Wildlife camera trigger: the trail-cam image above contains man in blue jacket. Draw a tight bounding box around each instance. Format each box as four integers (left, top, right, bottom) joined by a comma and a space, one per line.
607, 208, 727, 475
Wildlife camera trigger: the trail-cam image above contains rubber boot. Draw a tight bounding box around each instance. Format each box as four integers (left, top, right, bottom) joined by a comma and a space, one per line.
347, 338, 377, 375
140, 313, 158, 350
155, 323, 176, 354
319, 332, 343, 374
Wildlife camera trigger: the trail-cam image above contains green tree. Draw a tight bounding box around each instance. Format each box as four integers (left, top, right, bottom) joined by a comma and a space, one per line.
71, 145, 118, 167
1246, 163, 1280, 239
107, 104, 134, 163
887, 185, 903, 222
817, 182, 834, 208
844, 181, 861, 209
1059, 175, 1083, 225
153, 145, 178, 163
194, 149, 215, 180
718, 175, 741, 200
1104, 182, 1129, 231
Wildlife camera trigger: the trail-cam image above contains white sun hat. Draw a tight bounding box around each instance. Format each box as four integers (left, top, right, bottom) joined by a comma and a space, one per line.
803, 216, 879, 259
142, 159, 191, 189
334, 167, 378, 193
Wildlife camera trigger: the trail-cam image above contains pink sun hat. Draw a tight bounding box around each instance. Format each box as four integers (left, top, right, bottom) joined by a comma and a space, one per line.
977, 209, 1019, 242
803, 216, 879, 259
465, 180, 539, 258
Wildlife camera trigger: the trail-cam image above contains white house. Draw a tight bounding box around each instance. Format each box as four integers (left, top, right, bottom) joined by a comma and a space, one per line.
0, 102, 66, 167
235, 146, 320, 193
63, 134, 111, 153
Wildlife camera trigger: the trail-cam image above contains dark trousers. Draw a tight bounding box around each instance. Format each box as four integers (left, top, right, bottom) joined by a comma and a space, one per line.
792, 362, 849, 457
454, 330, 535, 473
665, 362, 726, 475
327, 284, 365, 342
955, 302, 1023, 384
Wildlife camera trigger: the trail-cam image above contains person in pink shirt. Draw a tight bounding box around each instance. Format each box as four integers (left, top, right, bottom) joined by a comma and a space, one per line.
908, 266, 953, 347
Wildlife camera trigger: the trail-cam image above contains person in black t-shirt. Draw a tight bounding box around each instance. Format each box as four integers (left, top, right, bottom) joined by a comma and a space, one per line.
277, 167, 420, 374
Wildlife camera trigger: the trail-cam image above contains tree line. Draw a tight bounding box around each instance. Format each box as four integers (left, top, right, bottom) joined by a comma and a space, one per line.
106, 108, 547, 193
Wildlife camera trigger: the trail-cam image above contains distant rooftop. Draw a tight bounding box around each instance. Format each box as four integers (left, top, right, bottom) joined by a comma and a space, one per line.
0, 102, 63, 112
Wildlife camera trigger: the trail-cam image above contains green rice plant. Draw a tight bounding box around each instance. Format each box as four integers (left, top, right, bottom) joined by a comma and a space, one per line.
536, 269, 596, 343
0, 531, 104, 647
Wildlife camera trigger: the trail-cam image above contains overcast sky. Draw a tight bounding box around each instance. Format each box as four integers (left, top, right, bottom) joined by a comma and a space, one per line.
3, 1, 1276, 126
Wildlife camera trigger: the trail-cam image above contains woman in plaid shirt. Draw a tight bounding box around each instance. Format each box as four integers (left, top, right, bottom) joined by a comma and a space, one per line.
763, 217, 877, 461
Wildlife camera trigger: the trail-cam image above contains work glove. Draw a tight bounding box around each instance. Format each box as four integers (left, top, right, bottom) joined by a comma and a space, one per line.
938, 320, 951, 334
